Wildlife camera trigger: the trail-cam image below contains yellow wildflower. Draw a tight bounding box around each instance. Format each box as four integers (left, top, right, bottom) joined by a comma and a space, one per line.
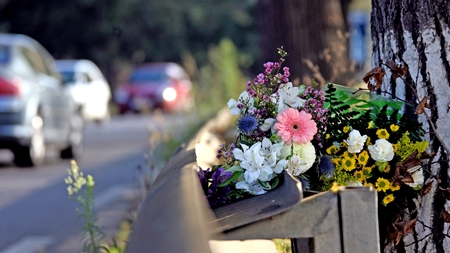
332, 158, 341, 166
362, 166, 372, 178
342, 157, 356, 171
331, 182, 340, 194
383, 164, 391, 173
364, 182, 375, 190
325, 134, 330, 139
392, 143, 398, 153
375, 178, 391, 192
354, 170, 365, 182
342, 151, 356, 160
366, 137, 372, 146
390, 184, 401, 191
382, 194, 395, 205
368, 121, 375, 129
357, 150, 369, 166
396, 132, 429, 160
343, 126, 351, 133
390, 124, 400, 132
376, 128, 390, 139
326, 145, 339, 155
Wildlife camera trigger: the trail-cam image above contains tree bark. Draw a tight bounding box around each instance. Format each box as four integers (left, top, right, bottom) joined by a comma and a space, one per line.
257, 0, 353, 87
371, 1, 450, 252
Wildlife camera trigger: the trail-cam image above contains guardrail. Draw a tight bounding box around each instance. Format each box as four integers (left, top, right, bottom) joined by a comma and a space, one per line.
127, 109, 381, 253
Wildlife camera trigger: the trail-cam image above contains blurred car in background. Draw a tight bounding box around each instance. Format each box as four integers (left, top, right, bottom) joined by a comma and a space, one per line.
56, 59, 111, 124
114, 62, 194, 114
0, 33, 83, 167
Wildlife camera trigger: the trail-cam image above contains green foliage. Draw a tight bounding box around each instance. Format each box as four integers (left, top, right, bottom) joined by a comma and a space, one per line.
193, 38, 248, 116
319, 169, 358, 192
324, 83, 364, 145
0, 0, 258, 86
323, 83, 406, 148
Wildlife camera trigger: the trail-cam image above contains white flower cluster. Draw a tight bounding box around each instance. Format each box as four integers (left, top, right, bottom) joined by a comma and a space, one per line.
344, 129, 422, 189
232, 138, 286, 194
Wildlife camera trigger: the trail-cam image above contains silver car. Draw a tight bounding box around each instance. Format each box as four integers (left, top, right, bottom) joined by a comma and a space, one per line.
0, 33, 83, 167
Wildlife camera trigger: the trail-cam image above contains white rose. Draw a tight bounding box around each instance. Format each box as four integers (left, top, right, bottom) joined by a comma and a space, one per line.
344, 130, 367, 153
368, 139, 394, 162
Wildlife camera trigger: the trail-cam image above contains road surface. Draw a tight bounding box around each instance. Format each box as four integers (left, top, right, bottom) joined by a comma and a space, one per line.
0, 112, 192, 253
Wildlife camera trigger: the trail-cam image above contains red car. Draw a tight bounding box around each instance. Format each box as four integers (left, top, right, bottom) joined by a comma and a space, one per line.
115, 62, 194, 113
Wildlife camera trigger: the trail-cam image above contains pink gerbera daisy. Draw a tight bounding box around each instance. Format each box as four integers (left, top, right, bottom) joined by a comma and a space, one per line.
274, 108, 317, 145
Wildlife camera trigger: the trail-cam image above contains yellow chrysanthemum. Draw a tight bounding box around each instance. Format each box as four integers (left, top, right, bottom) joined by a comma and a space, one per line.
376, 129, 390, 139
354, 170, 365, 182
368, 121, 375, 129
343, 126, 351, 133
390, 184, 401, 191
342, 151, 356, 160
392, 143, 398, 153
390, 124, 400, 132
332, 158, 341, 166
357, 150, 369, 166
341, 157, 356, 171
362, 166, 372, 178
375, 178, 391, 192
364, 182, 375, 190
325, 134, 330, 139
326, 145, 339, 155
382, 194, 395, 205
383, 164, 391, 173
340, 142, 348, 148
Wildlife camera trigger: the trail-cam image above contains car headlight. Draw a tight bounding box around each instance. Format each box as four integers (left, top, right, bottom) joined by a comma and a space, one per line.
162, 87, 177, 102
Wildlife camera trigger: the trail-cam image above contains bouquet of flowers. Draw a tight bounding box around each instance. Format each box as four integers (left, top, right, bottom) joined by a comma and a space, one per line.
198, 48, 429, 243
198, 48, 329, 207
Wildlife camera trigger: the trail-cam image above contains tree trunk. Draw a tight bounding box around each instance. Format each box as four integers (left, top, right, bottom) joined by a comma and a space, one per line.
257, 0, 354, 87
371, 1, 450, 252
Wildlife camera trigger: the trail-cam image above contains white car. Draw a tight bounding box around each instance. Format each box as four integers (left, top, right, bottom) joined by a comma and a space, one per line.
56, 59, 112, 123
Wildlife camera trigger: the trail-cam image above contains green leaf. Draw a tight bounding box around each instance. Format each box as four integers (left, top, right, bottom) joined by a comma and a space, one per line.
271, 176, 280, 188
225, 165, 244, 173
376, 161, 388, 172
219, 171, 243, 187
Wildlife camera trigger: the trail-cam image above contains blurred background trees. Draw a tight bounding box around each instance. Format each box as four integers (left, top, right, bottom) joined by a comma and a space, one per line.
0, 0, 370, 114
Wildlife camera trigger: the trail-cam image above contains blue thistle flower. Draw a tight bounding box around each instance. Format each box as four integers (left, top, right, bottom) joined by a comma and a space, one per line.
319, 155, 335, 178
238, 115, 258, 135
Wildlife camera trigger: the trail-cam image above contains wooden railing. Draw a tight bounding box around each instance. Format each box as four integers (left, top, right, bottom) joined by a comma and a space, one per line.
127, 110, 381, 253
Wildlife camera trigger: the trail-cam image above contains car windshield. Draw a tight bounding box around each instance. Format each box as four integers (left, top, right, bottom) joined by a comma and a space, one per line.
60, 71, 76, 84
129, 70, 168, 84
0, 45, 11, 64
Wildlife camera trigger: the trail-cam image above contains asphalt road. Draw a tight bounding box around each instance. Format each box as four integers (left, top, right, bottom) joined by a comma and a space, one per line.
0, 112, 191, 253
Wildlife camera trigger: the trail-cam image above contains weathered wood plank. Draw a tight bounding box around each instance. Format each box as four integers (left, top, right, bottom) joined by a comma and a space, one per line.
211, 172, 303, 234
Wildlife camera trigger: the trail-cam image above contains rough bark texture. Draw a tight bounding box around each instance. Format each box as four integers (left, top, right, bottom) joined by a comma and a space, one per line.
257, 0, 353, 87
371, 0, 450, 252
